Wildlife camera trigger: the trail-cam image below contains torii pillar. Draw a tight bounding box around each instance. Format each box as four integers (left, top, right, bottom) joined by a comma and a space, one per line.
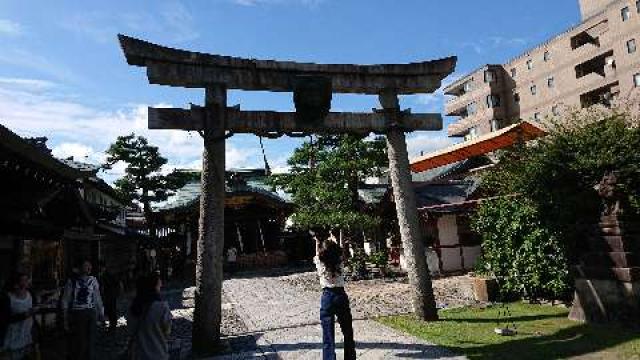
381, 90, 438, 320
117, 34, 455, 354
193, 85, 227, 349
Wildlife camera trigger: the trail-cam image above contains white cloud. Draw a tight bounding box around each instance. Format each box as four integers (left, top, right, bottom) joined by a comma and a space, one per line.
0, 78, 261, 184
158, 2, 200, 43
406, 132, 456, 158
51, 142, 102, 162
0, 48, 82, 84
61, 3, 199, 44
460, 36, 528, 55
408, 72, 463, 113
0, 19, 22, 37
0, 77, 56, 92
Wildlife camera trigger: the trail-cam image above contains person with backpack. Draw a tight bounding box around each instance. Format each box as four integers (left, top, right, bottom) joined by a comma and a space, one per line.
125, 273, 172, 360
312, 231, 356, 360
0, 272, 36, 360
61, 259, 104, 360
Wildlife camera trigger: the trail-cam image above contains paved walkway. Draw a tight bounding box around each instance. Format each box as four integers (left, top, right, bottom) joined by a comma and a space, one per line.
209, 275, 466, 359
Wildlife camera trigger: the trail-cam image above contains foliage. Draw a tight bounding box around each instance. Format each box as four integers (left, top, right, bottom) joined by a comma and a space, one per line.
368, 250, 389, 268
269, 134, 387, 231
473, 109, 640, 299
379, 303, 640, 360
482, 111, 640, 271
472, 197, 570, 300
103, 134, 190, 218
346, 247, 368, 278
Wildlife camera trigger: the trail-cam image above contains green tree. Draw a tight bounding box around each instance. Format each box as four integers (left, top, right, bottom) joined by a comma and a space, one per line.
472, 197, 570, 300
270, 134, 387, 233
474, 107, 640, 299
104, 134, 189, 235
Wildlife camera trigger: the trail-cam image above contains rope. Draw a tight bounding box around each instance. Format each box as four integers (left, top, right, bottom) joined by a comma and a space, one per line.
259, 136, 271, 176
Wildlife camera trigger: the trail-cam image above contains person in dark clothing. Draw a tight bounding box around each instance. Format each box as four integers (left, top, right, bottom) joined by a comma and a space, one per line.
98, 262, 120, 332
62, 259, 104, 360
127, 273, 172, 360
312, 231, 356, 360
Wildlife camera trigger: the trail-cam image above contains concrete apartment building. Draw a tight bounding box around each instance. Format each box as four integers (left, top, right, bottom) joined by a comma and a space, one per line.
445, 0, 640, 139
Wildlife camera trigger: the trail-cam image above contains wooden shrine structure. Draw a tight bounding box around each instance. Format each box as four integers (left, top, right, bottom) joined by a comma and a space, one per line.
118, 34, 456, 353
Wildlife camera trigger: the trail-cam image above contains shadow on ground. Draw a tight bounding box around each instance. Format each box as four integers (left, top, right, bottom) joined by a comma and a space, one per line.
443, 322, 639, 360
213, 333, 459, 359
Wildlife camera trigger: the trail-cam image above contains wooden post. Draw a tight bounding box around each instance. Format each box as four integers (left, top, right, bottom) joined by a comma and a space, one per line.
381, 90, 439, 321
193, 85, 226, 353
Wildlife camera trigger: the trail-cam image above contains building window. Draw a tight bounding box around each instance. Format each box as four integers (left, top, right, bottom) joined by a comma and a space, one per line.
486, 94, 501, 108
637, 0, 640, 13
463, 81, 474, 93
527, 59, 533, 70
484, 70, 495, 83
491, 119, 503, 132
530, 84, 537, 95
464, 126, 479, 141
627, 39, 637, 54
511, 68, 517, 78
635, 73, 640, 87
544, 51, 551, 62
533, 112, 541, 121
548, 77, 555, 88
467, 102, 477, 115
622, 6, 630, 21
514, 92, 521, 103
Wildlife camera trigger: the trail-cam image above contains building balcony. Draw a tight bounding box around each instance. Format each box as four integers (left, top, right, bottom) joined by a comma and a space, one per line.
445, 91, 477, 115
447, 107, 506, 137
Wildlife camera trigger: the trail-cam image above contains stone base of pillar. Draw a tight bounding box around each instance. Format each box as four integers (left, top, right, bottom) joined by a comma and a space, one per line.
569, 277, 640, 322
569, 214, 640, 323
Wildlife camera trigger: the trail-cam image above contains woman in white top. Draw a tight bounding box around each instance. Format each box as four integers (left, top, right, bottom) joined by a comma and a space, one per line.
313, 231, 356, 360
0, 272, 34, 360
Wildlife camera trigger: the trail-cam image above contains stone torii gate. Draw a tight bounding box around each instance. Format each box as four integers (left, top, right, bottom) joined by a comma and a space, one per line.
118, 34, 456, 353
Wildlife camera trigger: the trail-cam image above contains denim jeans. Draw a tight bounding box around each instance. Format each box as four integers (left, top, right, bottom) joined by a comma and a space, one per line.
320, 287, 356, 360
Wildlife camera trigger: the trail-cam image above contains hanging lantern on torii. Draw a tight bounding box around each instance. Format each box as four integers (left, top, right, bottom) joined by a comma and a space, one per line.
118, 34, 456, 354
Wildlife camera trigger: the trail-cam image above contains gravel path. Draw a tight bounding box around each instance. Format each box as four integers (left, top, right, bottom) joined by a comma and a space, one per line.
94, 287, 247, 360
281, 272, 479, 318
209, 274, 468, 359
91, 272, 474, 359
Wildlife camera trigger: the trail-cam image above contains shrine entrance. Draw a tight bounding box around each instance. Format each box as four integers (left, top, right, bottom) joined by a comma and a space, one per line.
118, 34, 456, 353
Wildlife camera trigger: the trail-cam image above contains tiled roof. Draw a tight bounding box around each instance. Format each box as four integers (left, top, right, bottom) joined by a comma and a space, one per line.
0, 124, 86, 180
414, 180, 480, 210
58, 158, 101, 174
152, 177, 290, 212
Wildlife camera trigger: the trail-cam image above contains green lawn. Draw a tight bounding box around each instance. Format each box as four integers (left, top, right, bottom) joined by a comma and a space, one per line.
378, 303, 640, 360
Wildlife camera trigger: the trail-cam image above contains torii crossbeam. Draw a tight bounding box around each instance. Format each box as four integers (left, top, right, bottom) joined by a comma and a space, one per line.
118, 34, 456, 354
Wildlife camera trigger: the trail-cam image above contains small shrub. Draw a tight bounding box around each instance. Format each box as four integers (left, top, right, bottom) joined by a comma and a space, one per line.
368, 250, 389, 267
472, 197, 571, 300
347, 248, 368, 279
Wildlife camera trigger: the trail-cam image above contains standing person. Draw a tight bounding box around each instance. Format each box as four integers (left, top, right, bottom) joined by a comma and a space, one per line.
98, 262, 120, 332
312, 231, 356, 360
126, 273, 172, 360
0, 273, 35, 360
62, 259, 104, 360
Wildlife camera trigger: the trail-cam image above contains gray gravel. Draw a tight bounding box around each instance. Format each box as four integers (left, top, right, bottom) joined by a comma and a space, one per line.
209, 273, 467, 359
93, 272, 473, 359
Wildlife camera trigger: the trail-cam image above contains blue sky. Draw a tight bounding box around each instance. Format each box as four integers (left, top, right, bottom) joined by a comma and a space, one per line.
0, 0, 580, 182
